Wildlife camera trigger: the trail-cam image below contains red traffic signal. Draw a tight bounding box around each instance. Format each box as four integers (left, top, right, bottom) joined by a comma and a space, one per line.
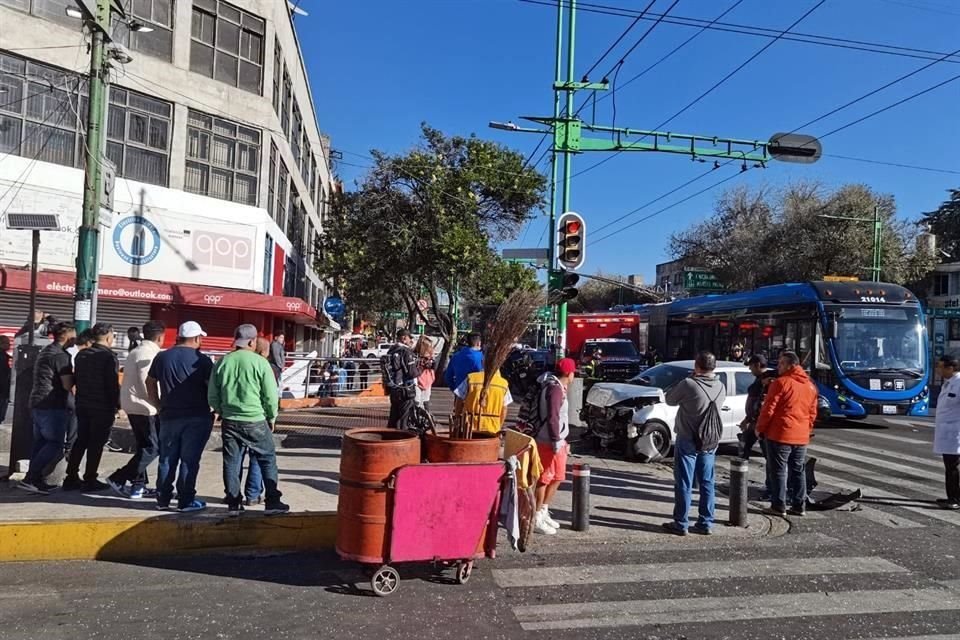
557, 211, 585, 270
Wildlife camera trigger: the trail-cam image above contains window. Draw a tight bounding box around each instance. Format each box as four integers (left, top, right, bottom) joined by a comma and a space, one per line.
267, 141, 277, 218
305, 218, 313, 262
263, 234, 273, 293
105, 87, 172, 186
934, 273, 950, 297
287, 183, 302, 245
113, 0, 174, 61
290, 101, 302, 168
1, 0, 81, 28
300, 142, 310, 186
950, 319, 960, 342
271, 42, 282, 114
189, 0, 264, 94
184, 109, 260, 205
310, 156, 318, 206
280, 68, 291, 136
275, 158, 288, 231
734, 372, 754, 395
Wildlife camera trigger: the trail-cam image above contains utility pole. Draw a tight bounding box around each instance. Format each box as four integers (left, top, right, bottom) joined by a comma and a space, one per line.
492, 0, 820, 353
73, 0, 120, 332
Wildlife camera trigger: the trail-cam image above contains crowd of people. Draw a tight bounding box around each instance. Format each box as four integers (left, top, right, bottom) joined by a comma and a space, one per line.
15, 320, 289, 516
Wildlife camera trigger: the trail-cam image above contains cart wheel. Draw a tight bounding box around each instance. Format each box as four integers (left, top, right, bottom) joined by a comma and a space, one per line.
455, 561, 473, 585
371, 565, 400, 597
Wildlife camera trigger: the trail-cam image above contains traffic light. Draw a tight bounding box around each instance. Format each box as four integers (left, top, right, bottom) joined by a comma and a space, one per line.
549, 269, 580, 304
557, 211, 585, 270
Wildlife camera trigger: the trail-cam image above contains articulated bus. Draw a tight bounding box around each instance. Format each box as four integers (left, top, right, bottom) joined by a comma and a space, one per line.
631, 281, 930, 418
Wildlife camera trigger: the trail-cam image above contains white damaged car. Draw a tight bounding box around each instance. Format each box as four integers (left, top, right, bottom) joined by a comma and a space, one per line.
582, 360, 753, 462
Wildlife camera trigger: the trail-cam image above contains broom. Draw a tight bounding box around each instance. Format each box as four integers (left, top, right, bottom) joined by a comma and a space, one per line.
451, 289, 542, 439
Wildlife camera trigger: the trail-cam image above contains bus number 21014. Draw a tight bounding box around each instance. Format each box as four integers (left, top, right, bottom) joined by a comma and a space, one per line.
860, 296, 887, 303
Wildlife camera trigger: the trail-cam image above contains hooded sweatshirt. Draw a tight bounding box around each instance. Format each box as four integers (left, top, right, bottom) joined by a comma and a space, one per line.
665, 372, 726, 443
757, 365, 818, 445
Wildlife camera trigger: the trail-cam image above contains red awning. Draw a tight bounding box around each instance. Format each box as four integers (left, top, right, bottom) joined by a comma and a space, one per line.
0, 266, 320, 324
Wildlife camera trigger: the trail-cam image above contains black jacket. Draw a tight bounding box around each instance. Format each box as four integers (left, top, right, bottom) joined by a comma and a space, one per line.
74, 343, 120, 412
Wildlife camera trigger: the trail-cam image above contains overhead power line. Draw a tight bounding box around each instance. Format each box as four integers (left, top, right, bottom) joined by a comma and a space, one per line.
824, 154, 960, 176
580, 0, 657, 81
517, 0, 960, 65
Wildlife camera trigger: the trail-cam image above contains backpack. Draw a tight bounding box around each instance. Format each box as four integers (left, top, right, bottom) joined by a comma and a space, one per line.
380, 347, 405, 390
692, 379, 724, 452
516, 376, 550, 437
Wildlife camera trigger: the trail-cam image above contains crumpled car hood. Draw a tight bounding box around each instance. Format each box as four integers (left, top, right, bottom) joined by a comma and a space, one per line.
585, 383, 663, 407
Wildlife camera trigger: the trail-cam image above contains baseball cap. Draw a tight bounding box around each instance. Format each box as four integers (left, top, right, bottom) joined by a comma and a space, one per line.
233, 323, 258, 348
557, 357, 576, 376
178, 321, 207, 338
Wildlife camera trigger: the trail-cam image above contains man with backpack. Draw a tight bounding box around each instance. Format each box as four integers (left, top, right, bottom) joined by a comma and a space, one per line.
383, 329, 421, 429
529, 357, 576, 536
662, 351, 725, 536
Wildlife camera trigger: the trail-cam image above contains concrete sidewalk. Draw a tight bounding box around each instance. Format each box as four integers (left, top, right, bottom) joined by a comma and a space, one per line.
0, 434, 775, 561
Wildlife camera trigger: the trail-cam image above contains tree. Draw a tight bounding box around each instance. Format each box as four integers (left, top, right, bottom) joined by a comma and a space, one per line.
669, 181, 937, 290
566, 273, 661, 313
920, 188, 960, 260
317, 124, 547, 370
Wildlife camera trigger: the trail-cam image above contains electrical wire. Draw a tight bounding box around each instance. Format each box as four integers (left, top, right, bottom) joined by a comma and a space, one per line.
517, 0, 960, 65
580, 0, 657, 81
823, 153, 960, 175
597, 0, 681, 83
570, 0, 827, 180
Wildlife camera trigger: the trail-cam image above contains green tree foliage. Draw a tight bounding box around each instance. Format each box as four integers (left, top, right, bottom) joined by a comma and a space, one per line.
669, 182, 937, 290
920, 188, 960, 260
317, 124, 547, 366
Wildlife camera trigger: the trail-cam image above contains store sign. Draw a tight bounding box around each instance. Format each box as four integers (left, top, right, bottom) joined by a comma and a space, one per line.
683, 270, 725, 291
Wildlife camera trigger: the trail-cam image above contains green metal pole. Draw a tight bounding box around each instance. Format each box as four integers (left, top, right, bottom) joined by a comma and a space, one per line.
872, 204, 882, 282
544, 0, 563, 355
556, 0, 575, 356
74, 0, 111, 332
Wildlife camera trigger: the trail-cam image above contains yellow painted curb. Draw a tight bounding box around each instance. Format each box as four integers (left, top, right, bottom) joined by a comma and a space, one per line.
0, 511, 338, 562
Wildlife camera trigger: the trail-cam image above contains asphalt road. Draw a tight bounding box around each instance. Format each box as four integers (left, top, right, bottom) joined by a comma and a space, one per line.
4, 414, 960, 640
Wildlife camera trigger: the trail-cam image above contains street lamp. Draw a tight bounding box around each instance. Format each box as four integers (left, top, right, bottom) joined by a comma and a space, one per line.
817, 205, 883, 282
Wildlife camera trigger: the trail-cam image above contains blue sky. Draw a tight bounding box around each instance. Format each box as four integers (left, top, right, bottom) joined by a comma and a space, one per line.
300, 0, 959, 284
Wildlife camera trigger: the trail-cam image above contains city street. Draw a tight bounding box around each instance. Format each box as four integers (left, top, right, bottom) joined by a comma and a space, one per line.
3, 413, 960, 640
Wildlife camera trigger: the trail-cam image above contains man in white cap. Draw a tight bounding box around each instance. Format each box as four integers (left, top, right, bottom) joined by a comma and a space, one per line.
146, 321, 214, 512
209, 324, 288, 516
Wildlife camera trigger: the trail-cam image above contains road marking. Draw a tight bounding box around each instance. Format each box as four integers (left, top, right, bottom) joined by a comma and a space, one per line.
812, 470, 960, 527
884, 417, 934, 428
809, 442, 943, 481
852, 504, 925, 529
513, 587, 960, 631
810, 451, 941, 496
851, 636, 960, 640
493, 556, 903, 588
826, 429, 933, 447
525, 532, 843, 555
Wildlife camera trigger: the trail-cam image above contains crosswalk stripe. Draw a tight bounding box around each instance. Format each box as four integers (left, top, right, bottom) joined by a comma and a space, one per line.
884, 417, 934, 428
524, 532, 843, 555
810, 451, 941, 496
812, 470, 960, 527
852, 504, 926, 529
825, 429, 932, 447
850, 636, 960, 640
493, 556, 903, 588
513, 587, 960, 631
809, 442, 944, 480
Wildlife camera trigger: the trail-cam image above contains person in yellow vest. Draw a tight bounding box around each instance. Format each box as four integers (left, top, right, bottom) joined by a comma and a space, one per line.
453, 370, 514, 434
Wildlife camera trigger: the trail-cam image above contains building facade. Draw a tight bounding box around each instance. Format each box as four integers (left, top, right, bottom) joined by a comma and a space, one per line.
927, 262, 960, 362
0, 0, 337, 353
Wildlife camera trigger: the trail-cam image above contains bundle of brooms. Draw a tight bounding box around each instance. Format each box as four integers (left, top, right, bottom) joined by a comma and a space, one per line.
450, 289, 542, 439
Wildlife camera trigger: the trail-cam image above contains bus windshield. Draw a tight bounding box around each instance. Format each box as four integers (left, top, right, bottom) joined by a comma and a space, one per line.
830, 306, 924, 375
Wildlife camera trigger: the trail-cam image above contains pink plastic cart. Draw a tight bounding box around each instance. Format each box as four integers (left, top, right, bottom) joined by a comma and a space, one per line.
341, 461, 504, 597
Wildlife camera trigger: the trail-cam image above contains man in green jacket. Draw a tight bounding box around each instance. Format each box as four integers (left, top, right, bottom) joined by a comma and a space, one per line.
209, 324, 289, 516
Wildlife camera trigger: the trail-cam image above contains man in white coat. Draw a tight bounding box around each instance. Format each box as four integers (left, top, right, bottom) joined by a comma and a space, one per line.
934, 353, 960, 510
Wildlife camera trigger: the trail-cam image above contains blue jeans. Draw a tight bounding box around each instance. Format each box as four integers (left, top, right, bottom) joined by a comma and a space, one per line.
672, 437, 717, 531
26, 409, 68, 484
243, 451, 263, 501
766, 440, 807, 509
156, 414, 213, 509
221, 419, 281, 507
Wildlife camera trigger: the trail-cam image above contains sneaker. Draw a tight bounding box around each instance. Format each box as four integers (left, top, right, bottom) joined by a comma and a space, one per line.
107, 478, 128, 498
82, 479, 110, 492
765, 506, 788, 517
661, 521, 687, 536
534, 513, 557, 535
105, 439, 123, 452
61, 476, 83, 491
690, 524, 713, 535
787, 505, 806, 517
541, 507, 561, 530
244, 496, 263, 507
937, 499, 960, 511
228, 503, 245, 517
264, 500, 290, 516
16, 480, 49, 495
128, 487, 157, 500
178, 499, 207, 513
155, 499, 175, 511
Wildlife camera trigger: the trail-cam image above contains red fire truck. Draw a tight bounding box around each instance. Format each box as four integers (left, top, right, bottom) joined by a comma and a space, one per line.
567, 312, 649, 381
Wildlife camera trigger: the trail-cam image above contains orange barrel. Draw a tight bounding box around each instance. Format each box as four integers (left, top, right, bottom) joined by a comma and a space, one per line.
336, 428, 421, 564
424, 431, 500, 463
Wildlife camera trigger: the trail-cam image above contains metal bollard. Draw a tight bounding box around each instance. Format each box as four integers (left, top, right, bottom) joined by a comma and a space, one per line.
728, 457, 749, 527
571, 462, 591, 532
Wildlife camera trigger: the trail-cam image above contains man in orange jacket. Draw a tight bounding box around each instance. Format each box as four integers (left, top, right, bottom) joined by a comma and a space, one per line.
757, 351, 819, 517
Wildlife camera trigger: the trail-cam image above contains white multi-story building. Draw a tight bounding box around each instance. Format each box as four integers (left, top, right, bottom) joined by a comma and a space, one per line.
0, 0, 338, 353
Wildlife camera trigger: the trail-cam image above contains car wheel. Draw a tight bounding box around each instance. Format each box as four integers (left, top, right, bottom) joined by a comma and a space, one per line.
629, 422, 672, 463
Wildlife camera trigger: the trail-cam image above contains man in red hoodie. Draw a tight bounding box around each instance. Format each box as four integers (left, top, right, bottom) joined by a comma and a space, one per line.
757, 351, 819, 517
